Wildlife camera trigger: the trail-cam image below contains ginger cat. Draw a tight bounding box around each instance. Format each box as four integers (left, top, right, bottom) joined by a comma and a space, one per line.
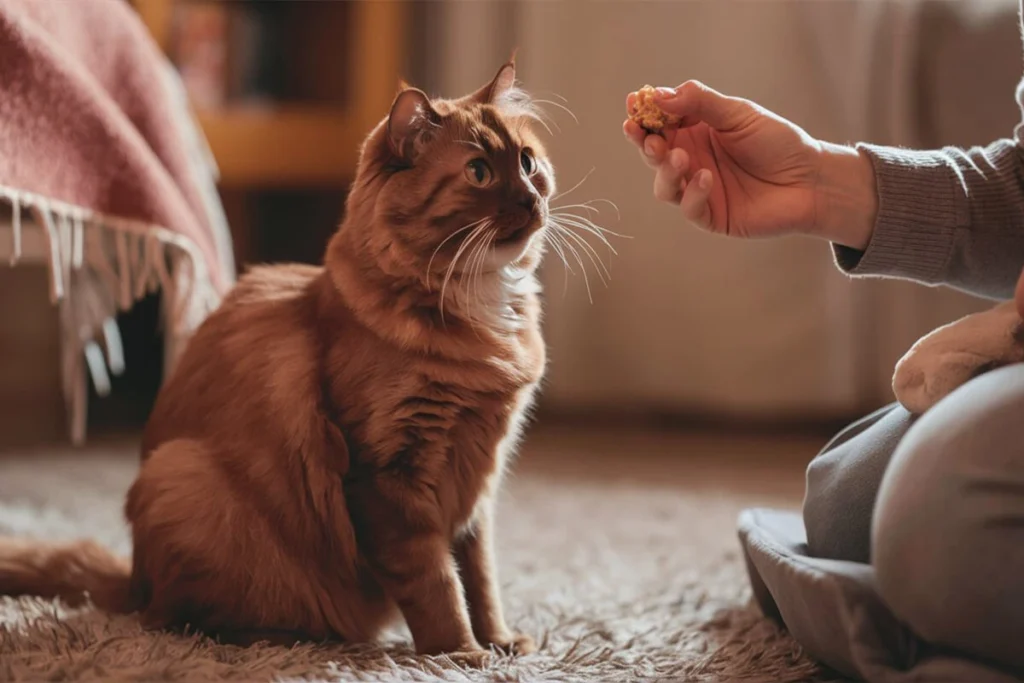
0, 59, 556, 665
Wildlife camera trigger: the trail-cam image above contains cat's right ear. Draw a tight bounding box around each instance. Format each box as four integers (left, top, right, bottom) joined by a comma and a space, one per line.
387, 88, 438, 160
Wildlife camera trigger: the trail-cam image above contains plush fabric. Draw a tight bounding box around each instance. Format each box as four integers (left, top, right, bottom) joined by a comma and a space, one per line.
0, 434, 833, 682
0, 0, 233, 444
740, 509, 1024, 683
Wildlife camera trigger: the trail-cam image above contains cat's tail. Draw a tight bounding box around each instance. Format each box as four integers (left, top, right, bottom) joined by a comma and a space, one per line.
0, 537, 137, 613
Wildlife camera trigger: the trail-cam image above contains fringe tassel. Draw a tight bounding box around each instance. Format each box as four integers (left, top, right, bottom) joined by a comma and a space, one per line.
88, 226, 121, 305
135, 234, 153, 299
103, 317, 125, 376
83, 341, 111, 396
128, 232, 142, 279
58, 212, 72, 272
0, 184, 223, 447
115, 231, 131, 311
169, 254, 195, 333
72, 216, 84, 270
154, 239, 174, 295
30, 205, 64, 303
144, 233, 162, 295
9, 196, 20, 266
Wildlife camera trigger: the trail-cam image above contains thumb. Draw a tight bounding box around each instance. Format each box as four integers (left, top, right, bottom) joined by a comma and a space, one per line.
654, 81, 756, 131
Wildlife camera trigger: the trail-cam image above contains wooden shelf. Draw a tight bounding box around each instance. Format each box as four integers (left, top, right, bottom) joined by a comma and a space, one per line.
196, 106, 362, 187
132, 0, 406, 189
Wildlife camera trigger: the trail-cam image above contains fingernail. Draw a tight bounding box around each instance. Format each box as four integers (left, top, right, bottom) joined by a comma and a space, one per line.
699, 170, 712, 191
655, 87, 676, 99
670, 150, 685, 170
644, 137, 656, 156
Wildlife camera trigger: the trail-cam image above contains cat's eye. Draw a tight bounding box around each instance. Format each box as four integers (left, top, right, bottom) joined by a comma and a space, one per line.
520, 149, 537, 176
465, 159, 493, 187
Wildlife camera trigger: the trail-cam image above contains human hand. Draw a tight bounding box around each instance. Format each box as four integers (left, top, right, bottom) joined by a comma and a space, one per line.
1015, 267, 1024, 320
623, 81, 877, 249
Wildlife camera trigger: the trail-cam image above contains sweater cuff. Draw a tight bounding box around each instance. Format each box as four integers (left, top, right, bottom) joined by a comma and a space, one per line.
832, 144, 964, 284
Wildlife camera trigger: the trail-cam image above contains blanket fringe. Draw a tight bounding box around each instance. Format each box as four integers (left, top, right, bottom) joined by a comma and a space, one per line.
9, 198, 20, 265
0, 184, 221, 446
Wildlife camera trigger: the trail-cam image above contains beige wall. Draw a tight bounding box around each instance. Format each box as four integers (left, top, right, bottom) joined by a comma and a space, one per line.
4, 1, 1020, 442
436, 0, 1020, 419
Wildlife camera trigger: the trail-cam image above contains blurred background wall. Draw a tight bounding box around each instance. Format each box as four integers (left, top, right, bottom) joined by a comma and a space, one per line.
428, 0, 1020, 421
0, 0, 1020, 445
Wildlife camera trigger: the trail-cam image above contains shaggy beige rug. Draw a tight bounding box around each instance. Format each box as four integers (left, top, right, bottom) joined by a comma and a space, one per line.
0, 426, 840, 682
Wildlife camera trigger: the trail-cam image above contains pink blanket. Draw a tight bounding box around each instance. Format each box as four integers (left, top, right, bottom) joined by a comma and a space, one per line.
0, 0, 234, 443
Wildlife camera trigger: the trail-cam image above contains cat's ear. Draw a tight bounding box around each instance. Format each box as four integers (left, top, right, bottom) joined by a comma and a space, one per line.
387, 87, 438, 160
471, 55, 517, 105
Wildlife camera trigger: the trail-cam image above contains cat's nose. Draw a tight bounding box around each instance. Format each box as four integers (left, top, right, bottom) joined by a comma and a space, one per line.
507, 195, 537, 218
498, 196, 536, 218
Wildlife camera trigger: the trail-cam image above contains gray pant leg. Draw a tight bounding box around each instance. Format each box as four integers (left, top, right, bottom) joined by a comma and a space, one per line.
743, 373, 1024, 680
804, 403, 916, 562
873, 364, 1024, 672
740, 509, 1021, 683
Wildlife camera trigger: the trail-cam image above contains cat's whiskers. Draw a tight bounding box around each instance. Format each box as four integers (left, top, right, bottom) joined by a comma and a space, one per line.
551, 205, 633, 266
549, 171, 627, 244
535, 90, 571, 105
550, 168, 595, 204
461, 225, 496, 334
553, 199, 623, 222
473, 229, 497, 319
439, 220, 491, 323
443, 225, 534, 335
543, 227, 575, 298
454, 139, 486, 153
552, 213, 620, 256
513, 116, 552, 139
553, 220, 610, 284
542, 193, 633, 304
551, 200, 627, 235
480, 228, 504, 331
531, 99, 578, 133
548, 222, 594, 303
534, 98, 578, 124
498, 90, 555, 137
426, 217, 489, 287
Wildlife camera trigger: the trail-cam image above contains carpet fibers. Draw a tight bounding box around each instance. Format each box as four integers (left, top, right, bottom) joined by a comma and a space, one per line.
0, 426, 838, 682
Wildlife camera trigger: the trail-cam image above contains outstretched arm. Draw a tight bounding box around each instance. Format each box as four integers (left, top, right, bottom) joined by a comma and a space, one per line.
836, 134, 1024, 301
625, 74, 1024, 301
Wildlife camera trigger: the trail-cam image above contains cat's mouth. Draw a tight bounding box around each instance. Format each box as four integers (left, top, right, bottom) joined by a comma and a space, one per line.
494, 209, 545, 249
496, 225, 531, 246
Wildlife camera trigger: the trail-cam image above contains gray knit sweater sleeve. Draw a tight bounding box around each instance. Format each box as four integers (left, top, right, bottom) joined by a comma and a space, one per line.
833, 80, 1024, 300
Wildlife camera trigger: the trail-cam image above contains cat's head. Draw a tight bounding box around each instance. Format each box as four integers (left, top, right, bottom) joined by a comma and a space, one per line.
344, 58, 554, 286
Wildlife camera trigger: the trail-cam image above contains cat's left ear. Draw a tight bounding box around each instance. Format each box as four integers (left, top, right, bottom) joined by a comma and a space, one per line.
387, 87, 439, 160
471, 55, 517, 105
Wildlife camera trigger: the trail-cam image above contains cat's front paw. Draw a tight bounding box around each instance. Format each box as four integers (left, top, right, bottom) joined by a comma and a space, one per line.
483, 632, 536, 655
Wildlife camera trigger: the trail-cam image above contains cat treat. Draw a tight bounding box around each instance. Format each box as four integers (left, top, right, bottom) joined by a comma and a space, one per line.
629, 85, 681, 134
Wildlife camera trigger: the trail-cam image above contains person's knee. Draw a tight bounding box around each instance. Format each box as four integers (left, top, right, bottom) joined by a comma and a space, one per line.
803, 452, 866, 560
873, 366, 1024, 667
803, 405, 911, 562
